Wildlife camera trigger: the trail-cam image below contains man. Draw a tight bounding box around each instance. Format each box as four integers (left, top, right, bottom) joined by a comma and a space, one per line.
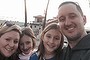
57, 1, 90, 60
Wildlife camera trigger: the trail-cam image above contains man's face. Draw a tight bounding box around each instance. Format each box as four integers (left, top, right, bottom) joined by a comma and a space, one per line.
58, 4, 86, 41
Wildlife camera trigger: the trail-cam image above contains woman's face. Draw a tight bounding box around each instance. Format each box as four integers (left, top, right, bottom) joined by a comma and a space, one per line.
43, 29, 61, 54
0, 31, 20, 57
20, 35, 33, 55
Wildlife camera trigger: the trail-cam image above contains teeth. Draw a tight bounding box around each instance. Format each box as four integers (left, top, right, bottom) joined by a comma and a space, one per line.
68, 28, 74, 30
6, 48, 12, 51
7, 49, 11, 51
48, 44, 54, 48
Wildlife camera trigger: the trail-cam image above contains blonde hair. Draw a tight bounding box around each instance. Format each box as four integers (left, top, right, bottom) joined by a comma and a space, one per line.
46, 19, 58, 27
0, 24, 21, 37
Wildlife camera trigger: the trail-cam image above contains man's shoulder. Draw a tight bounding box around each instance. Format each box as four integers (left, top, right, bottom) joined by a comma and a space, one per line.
80, 49, 90, 60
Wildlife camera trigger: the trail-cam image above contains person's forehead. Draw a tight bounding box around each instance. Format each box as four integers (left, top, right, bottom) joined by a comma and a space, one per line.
58, 4, 79, 14
59, 3, 77, 10
21, 35, 33, 42
59, 2, 77, 7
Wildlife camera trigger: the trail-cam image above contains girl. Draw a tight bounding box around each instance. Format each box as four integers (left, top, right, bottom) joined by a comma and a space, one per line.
19, 27, 36, 60
30, 23, 64, 60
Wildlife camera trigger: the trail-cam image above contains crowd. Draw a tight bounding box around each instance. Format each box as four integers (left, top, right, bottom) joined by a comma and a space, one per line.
0, 1, 90, 60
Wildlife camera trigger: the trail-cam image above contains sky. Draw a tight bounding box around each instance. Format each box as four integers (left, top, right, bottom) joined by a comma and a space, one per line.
0, 0, 90, 28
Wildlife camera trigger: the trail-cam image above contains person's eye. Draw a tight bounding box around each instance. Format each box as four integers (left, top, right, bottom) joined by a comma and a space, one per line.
26, 41, 31, 45
14, 40, 19, 44
59, 17, 65, 22
70, 15, 75, 18
5, 38, 10, 41
69, 14, 77, 19
46, 35, 51, 38
54, 37, 60, 40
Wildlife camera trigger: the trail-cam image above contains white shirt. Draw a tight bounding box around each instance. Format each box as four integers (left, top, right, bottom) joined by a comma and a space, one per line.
19, 50, 36, 60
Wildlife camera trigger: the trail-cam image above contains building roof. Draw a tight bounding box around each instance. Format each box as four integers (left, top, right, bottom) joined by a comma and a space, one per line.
33, 15, 45, 18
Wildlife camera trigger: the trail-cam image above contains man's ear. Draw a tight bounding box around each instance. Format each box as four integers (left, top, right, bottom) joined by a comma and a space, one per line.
83, 15, 86, 25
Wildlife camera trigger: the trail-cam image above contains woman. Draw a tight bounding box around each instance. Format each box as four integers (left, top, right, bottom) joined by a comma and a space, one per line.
30, 23, 64, 60
0, 23, 21, 60
18, 27, 36, 60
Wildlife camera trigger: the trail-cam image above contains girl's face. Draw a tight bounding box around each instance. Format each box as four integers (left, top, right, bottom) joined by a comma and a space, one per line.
20, 35, 33, 55
43, 29, 61, 54
0, 31, 20, 57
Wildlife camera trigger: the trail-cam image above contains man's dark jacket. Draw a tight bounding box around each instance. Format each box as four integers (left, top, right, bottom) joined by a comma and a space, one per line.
63, 34, 90, 60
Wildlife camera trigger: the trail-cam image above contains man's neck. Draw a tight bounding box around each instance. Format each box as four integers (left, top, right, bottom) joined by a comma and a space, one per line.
69, 32, 87, 48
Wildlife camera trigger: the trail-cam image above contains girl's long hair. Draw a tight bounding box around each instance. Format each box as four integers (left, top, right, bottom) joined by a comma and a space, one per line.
37, 23, 64, 60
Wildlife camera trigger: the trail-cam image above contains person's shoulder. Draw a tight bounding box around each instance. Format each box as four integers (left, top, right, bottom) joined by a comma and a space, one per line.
29, 52, 38, 60
31, 52, 38, 57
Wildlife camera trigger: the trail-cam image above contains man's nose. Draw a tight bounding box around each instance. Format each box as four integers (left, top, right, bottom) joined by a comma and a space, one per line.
65, 17, 72, 26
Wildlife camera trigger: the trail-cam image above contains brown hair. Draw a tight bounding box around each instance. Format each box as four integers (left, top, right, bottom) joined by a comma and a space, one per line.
20, 27, 36, 50
0, 24, 21, 37
38, 23, 64, 60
